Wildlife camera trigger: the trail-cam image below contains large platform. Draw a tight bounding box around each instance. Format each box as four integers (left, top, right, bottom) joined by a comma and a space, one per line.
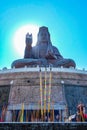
0, 122, 87, 130
0, 67, 87, 122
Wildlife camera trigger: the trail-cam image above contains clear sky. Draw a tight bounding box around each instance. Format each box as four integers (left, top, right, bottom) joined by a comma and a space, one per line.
0, 0, 87, 69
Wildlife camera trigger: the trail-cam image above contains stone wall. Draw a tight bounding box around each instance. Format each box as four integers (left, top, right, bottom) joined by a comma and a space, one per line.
65, 85, 87, 115
0, 85, 10, 107
0, 67, 87, 114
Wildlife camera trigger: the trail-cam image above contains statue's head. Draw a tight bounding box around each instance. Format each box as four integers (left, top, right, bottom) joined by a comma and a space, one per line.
37, 26, 51, 45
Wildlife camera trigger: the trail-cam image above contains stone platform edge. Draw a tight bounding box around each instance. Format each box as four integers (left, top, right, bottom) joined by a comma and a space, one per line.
0, 122, 87, 130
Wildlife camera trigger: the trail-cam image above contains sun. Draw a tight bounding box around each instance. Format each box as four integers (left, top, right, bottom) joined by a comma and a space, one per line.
13, 24, 39, 57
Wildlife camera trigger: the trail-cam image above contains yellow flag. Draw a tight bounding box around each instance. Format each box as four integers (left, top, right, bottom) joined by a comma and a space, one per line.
39, 68, 43, 119
20, 103, 24, 122
48, 67, 52, 113
44, 68, 47, 115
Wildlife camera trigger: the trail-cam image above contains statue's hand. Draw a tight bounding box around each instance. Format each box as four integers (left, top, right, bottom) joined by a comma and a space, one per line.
26, 33, 32, 46
46, 50, 57, 59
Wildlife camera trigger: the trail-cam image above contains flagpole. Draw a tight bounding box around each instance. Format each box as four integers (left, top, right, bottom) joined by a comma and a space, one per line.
52, 101, 54, 121
37, 101, 40, 121
48, 67, 52, 121
39, 68, 43, 121
20, 103, 24, 122
44, 67, 47, 120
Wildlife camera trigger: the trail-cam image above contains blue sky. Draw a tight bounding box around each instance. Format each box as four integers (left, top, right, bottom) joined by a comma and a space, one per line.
0, 0, 87, 69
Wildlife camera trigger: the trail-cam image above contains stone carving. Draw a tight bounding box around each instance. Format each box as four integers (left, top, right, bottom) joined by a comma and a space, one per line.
24, 33, 32, 58
11, 26, 76, 68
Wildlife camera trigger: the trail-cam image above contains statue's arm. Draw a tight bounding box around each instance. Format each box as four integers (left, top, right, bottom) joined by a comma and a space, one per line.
53, 46, 63, 59
45, 44, 57, 59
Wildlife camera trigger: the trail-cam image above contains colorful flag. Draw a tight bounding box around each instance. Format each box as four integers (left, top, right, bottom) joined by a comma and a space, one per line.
44, 67, 47, 117
39, 68, 43, 120
20, 103, 24, 122
48, 67, 52, 114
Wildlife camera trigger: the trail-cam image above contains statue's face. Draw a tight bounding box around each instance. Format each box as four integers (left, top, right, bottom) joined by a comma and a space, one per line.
38, 30, 49, 43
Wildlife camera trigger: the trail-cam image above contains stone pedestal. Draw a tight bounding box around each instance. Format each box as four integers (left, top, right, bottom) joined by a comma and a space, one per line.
0, 67, 87, 120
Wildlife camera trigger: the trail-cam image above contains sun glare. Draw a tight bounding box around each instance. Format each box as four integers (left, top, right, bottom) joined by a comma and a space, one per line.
13, 24, 39, 57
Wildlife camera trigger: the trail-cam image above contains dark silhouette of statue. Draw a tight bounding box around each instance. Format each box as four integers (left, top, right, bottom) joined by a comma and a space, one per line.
11, 26, 76, 68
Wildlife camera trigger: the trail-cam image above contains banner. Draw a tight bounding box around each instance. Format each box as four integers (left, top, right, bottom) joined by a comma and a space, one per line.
44, 67, 47, 117
20, 103, 24, 122
39, 68, 43, 120
48, 67, 52, 114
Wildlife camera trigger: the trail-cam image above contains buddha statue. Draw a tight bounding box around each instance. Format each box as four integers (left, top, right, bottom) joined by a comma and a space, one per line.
11, 26, 76, 68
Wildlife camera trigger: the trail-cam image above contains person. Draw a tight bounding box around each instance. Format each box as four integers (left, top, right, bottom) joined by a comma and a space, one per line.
76, 103, 87, 122
11, 26, 76, 68
55, 114, 60, 122
0, 104, 7, 122
69, 103, 87, 122
5, 110, 12, 122
54, 110, 60, 122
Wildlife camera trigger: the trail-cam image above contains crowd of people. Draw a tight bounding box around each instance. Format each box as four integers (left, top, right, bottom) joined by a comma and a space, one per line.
0, 107, 60, 122
0, 103, 87, 122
